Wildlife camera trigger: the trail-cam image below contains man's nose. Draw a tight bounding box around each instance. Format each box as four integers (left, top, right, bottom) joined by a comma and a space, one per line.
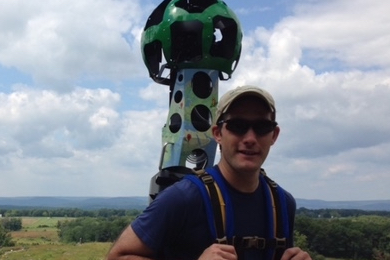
242, 127, 257, 142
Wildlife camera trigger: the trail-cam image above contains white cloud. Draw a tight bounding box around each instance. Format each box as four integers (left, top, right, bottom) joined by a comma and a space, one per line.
278, 0, 390, 68
139, 83, 170, 107
89, 107, 119, 130
0, 0, 146, 90
0, 87, 121, 154
0, 86, 167, 196
234, 6, 271, 16
267, 141, 390, 200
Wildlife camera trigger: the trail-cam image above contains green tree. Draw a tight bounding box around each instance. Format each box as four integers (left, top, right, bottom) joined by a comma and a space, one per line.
58, 216, 133, 243
294, 230, 309, 250
0, 225, 14, 247
1, 218, 22, 231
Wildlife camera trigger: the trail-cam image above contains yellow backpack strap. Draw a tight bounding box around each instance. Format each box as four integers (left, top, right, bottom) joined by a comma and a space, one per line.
193, 169, 227, 242
261, 169, 288, 260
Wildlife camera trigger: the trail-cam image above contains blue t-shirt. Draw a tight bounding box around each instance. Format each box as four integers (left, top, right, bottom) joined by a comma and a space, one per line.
131, 167, 296, 260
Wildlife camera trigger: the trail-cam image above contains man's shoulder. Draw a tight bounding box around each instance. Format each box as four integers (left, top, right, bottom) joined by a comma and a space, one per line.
152, 177, 203, 205
151, 166, 221, 207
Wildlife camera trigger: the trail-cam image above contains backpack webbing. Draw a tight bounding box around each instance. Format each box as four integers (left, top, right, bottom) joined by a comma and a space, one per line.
198, 173, 226, 239
185, 167, 289, 260
261, 174, 289, 260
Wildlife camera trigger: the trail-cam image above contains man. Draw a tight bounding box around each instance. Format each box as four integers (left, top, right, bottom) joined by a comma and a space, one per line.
106, 85, 311, 260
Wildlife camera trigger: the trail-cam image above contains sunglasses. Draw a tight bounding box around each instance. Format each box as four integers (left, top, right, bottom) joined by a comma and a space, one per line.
217, 118, 278, 136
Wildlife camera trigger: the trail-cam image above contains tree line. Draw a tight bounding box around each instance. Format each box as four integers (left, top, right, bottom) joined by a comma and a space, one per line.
296, 207, 390, 218
0, 208, 142, 218
295, 215, 390, 260
57, 216, 134, 243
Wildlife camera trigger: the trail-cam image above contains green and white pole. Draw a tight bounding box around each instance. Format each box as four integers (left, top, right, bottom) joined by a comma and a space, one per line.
140, 0, 242, 201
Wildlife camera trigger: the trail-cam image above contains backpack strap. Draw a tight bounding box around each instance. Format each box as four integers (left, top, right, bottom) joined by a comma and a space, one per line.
206, 167, 235, 241
185, 170, 223, 241
261, 171, 289, 260
198, 171, 226, 240
185, 167, 289, 259
185, 168, 234, 242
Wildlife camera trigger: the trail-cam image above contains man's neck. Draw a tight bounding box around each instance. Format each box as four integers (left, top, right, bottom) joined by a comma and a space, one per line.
217, 163, 260, 193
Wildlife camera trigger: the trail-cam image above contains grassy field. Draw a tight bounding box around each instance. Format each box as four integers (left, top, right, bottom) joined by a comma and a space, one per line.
11, 217, 66, 245
0, 217, 112, 260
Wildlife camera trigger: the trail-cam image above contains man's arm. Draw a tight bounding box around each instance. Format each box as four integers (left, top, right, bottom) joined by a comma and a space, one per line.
106, 225, 155, 260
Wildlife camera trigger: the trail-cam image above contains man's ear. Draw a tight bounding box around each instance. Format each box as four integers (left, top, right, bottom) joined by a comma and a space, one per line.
212, 125, 222, 143
271, 126, 280, 145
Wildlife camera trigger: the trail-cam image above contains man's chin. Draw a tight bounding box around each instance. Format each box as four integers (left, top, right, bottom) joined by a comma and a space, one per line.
236, 164, 261, 175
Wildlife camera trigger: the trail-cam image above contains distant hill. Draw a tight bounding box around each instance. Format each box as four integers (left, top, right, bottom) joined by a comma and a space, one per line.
296, 198, 390, 211
0, 197, 389, 211
0, 196, 148, 210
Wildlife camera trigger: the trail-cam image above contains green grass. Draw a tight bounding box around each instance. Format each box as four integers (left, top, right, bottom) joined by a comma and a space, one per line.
1, 217, 112, 260
0, 243, 112, 260
10, 217, 71, 245
23, 217, 70, 228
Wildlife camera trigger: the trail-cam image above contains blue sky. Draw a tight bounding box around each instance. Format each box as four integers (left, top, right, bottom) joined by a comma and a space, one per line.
0, 0, 389, 201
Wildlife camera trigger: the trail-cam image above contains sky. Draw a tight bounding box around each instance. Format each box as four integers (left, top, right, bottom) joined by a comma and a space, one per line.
0, 0, 389, 201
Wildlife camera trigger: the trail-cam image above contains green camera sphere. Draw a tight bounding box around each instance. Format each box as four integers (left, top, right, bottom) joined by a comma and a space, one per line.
141, 0, 242, 84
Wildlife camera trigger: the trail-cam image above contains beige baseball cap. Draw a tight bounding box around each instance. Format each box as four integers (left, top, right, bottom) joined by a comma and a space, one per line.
215, 85, 276, 122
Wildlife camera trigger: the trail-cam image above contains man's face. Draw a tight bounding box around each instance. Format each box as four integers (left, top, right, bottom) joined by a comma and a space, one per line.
213, 96, 279, 176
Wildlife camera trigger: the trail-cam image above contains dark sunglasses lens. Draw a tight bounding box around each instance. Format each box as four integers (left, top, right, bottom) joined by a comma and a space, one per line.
253, 121, 277, 135
225, 119, 276, 136
225, 119, 249, 135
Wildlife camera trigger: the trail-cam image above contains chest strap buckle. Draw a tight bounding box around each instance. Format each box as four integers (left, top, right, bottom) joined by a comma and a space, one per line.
273, 237, 287, 249
216, 236, 228, 244
236, 236, 266, 249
